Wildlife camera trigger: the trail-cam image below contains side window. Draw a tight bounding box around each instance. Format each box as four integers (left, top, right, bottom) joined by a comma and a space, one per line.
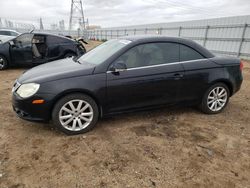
32, 35, 45, 43
117, 46, 138, 69
46, 36, 69, 46
0, 31, 10, 36
14, 34, 33, 48
180, 45, 204, 61
11, 32, 19, 36
115, 42, 179, 69
158, 43, 179, 64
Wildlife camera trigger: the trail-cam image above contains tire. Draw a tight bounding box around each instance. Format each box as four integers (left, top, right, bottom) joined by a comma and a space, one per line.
0, 55, 8, 70
200, 83, 230, 114
64, 53, 76, 58
52, 93, 99, 135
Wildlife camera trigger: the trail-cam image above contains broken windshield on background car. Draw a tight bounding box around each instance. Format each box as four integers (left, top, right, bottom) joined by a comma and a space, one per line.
77, 39, 131, 65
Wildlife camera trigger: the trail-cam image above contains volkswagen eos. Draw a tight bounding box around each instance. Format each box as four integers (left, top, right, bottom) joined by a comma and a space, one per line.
12, 36, 243, 135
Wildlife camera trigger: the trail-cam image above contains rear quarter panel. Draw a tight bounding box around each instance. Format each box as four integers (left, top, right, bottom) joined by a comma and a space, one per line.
181, 59, 224, 102
46, 35, 78, 61
211, 57, 243, 95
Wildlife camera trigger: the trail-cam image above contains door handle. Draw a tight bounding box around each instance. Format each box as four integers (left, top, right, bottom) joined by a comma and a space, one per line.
173, 73, 183, 80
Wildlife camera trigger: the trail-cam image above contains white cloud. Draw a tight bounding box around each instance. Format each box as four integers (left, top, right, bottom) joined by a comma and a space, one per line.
0, 0, 249, 28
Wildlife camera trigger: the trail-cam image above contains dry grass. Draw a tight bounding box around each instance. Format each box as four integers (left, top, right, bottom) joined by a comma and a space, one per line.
0, 41, 250, 187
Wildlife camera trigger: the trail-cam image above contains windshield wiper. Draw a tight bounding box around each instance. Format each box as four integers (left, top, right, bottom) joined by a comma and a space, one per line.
76, 60, 81, 64
72, 57, 81, 64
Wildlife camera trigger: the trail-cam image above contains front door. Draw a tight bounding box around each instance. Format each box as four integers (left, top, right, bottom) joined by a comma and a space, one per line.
106, 42, 184, 114
10, 33, 33, 65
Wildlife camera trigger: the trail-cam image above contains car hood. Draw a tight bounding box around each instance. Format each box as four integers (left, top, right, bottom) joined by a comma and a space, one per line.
18, 58, 96, 84
0, 35, 15, 43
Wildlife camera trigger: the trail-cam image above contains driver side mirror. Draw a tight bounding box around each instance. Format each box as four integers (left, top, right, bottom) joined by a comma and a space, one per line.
110, 61, 127, 73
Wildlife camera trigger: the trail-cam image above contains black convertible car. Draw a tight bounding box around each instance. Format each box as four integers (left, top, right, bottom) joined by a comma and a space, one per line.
0, 32, 86, 70
12, 36, 243, 135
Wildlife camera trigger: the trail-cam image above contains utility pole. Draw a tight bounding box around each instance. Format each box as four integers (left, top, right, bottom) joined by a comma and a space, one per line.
69, 0, 86, 30
39, 18, 44, 30
59, 20, 65, 30
86, 18, 89, 29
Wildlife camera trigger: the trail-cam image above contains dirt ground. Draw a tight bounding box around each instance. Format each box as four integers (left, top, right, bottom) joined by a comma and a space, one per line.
0, 41, 250, 188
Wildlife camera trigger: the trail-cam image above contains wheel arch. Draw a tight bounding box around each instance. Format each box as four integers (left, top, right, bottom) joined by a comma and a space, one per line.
50, 89, 103, 119
0, 53, 9, 63
0, 53, 9, 69
209, 79, 233, 96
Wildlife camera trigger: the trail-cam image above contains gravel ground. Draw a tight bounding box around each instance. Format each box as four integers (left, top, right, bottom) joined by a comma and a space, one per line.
0, 41, 250, 188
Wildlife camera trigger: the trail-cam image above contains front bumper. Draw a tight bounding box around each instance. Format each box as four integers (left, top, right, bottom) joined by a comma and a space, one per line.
12, 92, 55, 122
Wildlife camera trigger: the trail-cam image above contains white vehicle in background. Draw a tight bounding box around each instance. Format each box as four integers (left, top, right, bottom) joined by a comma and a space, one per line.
0, 29, 20, 43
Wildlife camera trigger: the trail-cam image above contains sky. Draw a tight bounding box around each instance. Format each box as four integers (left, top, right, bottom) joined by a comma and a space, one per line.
0, 0, 250, 29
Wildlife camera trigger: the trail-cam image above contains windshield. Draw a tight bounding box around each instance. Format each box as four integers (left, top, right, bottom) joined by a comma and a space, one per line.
78, 39, 131, 65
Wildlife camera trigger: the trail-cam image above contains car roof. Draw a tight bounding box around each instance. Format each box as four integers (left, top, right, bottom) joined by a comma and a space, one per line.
119, 35, 178, 41
120, 35, 195, 44
30, 32, 60, 36
0, 29, 20, 33
21, 32, 75, 42
119, 35, 214, 58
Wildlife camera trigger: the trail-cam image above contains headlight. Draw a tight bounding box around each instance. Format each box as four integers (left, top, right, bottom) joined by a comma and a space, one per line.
16, 83, 40, 98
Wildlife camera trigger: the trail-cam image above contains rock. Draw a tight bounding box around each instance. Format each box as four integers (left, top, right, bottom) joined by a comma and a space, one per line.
150, 179, 156, 187
207, 149, 213, 156
197, 144, 213, 156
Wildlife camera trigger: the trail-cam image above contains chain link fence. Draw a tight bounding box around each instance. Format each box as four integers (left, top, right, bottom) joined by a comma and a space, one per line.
85, 24, 250, 60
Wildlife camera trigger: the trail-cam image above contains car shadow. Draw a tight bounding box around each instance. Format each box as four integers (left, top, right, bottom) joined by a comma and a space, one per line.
97, 105, 201, 129
22, 105, 201, 136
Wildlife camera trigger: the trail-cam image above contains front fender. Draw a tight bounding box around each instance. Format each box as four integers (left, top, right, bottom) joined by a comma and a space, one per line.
38, 73, 107, 114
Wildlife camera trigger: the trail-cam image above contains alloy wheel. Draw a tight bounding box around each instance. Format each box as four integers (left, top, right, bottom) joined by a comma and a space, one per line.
0, 57, 5, 69
59, 99, 94, 131
207, 86, 228, 112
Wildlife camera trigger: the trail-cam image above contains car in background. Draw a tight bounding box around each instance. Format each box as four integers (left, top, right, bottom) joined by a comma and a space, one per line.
0, 29, 20, 43
12, 36, 243, 135
0, 32, 86, 70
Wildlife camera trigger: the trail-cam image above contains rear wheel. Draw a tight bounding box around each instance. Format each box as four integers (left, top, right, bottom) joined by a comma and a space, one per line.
52, 93, 99, 135
200, 83, 230, 114
0, 55, 8, 70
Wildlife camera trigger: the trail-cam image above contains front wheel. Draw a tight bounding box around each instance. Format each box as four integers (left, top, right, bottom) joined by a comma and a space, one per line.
52, 93, 99, 135
200, 83, 230, 114
0, 55, 8, 70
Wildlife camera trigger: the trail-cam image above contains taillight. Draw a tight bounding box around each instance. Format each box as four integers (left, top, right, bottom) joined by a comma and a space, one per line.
240, 61, 244, 71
